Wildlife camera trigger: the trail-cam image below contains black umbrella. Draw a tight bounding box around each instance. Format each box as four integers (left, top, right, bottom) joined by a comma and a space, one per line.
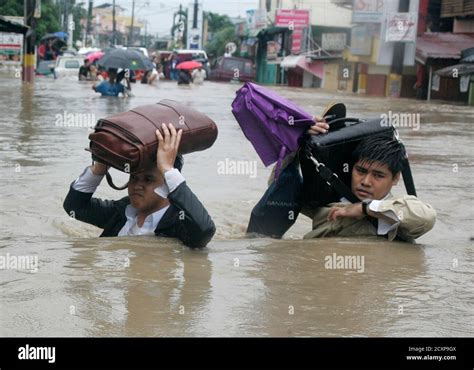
98, 49, 154, 71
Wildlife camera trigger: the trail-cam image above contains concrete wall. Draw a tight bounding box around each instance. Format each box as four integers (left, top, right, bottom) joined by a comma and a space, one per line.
453, 19, 474, 33
267, 0, 352, 28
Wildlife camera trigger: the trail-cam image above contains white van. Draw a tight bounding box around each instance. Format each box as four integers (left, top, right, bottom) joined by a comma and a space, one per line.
55, 55, 84, 79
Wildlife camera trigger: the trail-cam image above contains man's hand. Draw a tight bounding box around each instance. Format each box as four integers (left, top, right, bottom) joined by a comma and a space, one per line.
307, 116, 329, 135
155, 123, 183, 175
91, 161, 109, 176
327, 203, 364, 222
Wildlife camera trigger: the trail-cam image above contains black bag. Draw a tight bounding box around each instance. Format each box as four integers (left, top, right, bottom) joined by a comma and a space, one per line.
247, 156, 303, 238
300, 117, 416, 208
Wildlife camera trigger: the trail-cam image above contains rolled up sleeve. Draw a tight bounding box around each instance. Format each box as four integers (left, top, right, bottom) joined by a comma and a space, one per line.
370, 196, 436, 241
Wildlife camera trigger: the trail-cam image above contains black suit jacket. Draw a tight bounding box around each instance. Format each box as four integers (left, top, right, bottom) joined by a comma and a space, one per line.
63, 181, 216, 248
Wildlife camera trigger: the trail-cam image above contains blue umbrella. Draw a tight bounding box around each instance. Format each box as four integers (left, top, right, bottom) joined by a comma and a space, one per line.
53, 31, 68, 40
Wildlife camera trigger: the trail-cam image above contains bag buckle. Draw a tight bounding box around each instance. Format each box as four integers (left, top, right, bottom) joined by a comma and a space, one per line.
308, 154, 324, 172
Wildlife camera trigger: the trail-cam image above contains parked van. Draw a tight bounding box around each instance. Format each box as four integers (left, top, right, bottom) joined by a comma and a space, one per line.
54, 56, 84, 78
209, 56, 255, 82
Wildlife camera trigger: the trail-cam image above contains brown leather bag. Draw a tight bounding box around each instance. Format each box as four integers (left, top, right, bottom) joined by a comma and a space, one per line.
88, 99, 218, 189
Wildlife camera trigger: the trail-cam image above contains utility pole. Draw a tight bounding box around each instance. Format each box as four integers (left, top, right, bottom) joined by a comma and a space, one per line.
86, 0, 93, 47
144, 21, 147, 48
389, 0, 410, 98
112, 0, 116, 46
64, 0, 69, 33
23, 0, 36, 83
130, 0, 135, 45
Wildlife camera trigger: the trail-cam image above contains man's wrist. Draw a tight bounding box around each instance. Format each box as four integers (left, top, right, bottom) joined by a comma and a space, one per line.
159, 165, 173, 174
362, 199, 372, 216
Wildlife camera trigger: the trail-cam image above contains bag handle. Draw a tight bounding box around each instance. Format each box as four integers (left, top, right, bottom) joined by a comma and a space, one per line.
105, 171, 129, 190
401, 158, 417, 196
293, 117, 362, 131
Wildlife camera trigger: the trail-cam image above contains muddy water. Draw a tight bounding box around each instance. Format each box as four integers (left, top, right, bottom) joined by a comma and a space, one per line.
0, 75, 473, 337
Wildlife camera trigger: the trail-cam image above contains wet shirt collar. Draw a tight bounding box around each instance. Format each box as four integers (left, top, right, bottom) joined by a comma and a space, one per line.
119, 204, 170, 236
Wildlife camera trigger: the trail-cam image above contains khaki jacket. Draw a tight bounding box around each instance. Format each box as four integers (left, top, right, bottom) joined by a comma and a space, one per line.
267, 154, 436, 242
302, 195, 436, 242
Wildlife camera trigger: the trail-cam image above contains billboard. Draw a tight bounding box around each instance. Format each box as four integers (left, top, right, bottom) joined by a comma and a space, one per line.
350, 25, 372, 55
385, 12, 418, 42
377, 0, 419, 66
0, 17, 24, 65
322, 33, 347, 51
352, 0, 384, 23
246, 9, 267, 31
275, 9, 310, 54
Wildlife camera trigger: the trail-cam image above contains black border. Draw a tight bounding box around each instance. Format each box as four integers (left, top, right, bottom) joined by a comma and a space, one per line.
1, 337, 472, 369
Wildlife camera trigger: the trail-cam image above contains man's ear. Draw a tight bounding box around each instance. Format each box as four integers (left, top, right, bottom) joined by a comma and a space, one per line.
392, 172, 401, 186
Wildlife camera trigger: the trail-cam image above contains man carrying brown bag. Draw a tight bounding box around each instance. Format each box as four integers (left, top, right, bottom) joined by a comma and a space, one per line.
63, 123, 216, 248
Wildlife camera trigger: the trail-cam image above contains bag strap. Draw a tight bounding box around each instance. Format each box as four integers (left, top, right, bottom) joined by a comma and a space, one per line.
304, 150, 359, 203
401, 158, 417, 196
304, 149, 380, 230
105, 171, 129, 190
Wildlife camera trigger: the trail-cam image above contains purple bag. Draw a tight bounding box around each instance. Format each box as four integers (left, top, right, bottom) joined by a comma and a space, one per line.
231, 82, 314, 179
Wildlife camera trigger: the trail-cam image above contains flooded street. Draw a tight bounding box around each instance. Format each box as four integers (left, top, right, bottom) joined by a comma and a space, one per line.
0, 75, 473, 337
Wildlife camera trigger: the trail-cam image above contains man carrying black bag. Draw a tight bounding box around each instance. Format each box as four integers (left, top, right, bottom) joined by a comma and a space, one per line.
247, 118, 436, 242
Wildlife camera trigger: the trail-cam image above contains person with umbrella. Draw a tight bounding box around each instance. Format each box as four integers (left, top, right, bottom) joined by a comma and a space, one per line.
176, 60, 202, 85
92, 68, 125, 97
79, 59, 92, 81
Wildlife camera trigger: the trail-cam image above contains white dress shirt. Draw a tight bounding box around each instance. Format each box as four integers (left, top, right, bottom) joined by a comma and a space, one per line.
340, 194, 400, 236
72, 166, 185, 236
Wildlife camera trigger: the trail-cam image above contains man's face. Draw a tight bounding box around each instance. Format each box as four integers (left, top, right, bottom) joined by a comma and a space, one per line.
128, 166, 166, 212
351, 159, 400, 200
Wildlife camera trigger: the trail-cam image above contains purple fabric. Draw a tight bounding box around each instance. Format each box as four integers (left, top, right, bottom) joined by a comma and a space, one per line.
231, 82, 314, 178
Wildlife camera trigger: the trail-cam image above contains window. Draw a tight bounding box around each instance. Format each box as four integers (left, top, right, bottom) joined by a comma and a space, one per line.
222, 58, 242, 72
244, 61, 253, 74
65, 60, 80, 69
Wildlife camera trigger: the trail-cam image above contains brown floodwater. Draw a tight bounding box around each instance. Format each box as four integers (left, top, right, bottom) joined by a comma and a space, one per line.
0, 73, 473, 337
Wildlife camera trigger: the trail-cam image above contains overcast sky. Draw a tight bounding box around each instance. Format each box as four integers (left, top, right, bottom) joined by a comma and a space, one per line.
95, 0, 260, 36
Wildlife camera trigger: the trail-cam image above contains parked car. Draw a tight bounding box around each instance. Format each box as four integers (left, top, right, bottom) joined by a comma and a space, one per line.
209, 56, 255, 82
36, 60, 56, 77
54, 56, 84, 78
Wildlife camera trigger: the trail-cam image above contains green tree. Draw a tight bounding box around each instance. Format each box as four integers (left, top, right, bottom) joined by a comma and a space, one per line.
204, 12, 238, 58
0, 0, 85, 47
70, 1, 86, 43
205, 26, 239, 59
0, 0, 23, 16
206, 12, 233, 33
34, 0, 61, 43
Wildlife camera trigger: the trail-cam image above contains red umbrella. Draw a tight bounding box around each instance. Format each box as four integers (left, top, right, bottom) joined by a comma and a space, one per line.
176, 60, 202, 70
86, 51, 105, 63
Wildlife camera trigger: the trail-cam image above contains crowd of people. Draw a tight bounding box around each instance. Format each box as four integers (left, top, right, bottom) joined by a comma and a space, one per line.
78, 50, 207, 97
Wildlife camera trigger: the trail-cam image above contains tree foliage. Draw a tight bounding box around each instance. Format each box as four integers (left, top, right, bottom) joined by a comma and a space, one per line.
0, 0, 85, 46
206, 12, 233, 33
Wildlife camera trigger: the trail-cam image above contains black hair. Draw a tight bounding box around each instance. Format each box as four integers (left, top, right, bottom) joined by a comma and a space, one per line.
352, 135, 406, 176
